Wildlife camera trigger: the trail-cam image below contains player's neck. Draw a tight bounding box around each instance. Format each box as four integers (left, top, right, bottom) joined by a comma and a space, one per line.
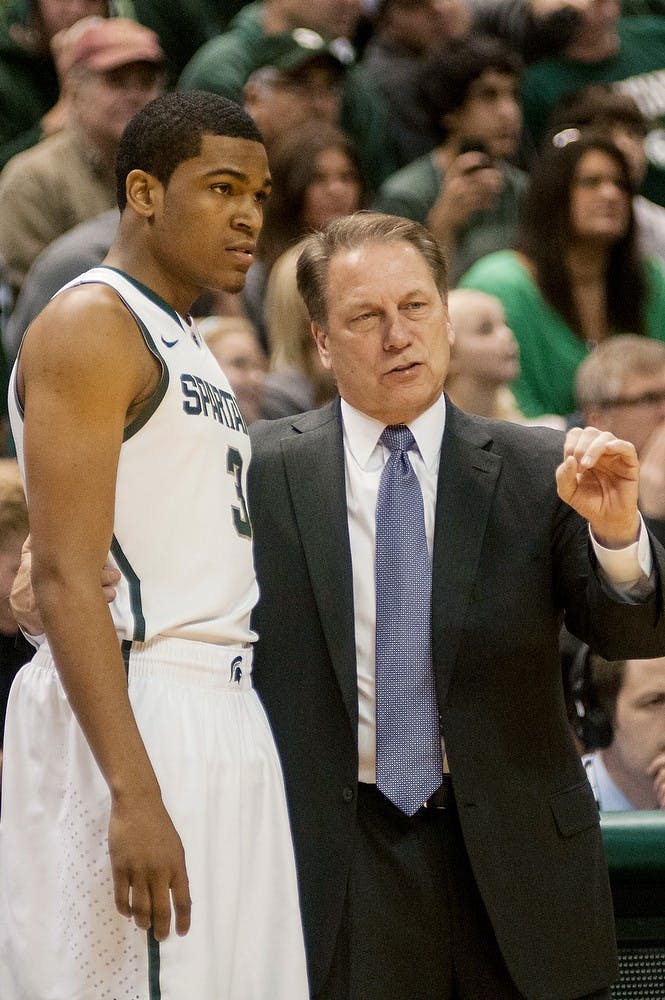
103, 240, 199, 320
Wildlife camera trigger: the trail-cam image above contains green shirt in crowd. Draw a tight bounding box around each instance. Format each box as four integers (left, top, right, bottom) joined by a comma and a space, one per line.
177, 1, 397, 191
459, 250, 665, 417
0, 0, 58, 169
373, 152, 528, 286
522, 16, 665, 208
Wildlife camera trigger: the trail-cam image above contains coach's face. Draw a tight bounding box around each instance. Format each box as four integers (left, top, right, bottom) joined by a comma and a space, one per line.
312, 240, 453, 425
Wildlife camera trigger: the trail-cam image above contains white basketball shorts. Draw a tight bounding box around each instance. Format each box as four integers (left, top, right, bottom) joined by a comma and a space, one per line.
0, 636, 309, 999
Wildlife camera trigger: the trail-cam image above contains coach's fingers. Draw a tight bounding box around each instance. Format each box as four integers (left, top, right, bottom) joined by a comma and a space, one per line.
555, 454, 579, 505
564, 426, 638, 474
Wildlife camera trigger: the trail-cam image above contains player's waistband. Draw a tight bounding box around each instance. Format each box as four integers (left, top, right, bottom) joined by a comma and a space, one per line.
122, 636, 254, 690
33, 636, 254, 690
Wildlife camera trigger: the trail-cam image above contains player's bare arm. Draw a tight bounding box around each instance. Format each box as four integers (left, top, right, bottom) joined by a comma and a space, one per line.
11, 535, 121, 637
19, 286, 191, 941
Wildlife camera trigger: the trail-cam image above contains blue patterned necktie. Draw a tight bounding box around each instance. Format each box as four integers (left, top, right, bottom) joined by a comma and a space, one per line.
375, 424, 443, 816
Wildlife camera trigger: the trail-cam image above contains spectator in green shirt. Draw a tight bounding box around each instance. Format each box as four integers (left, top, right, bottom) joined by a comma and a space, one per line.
521, 8, 665, 207
460, 131, 665, 418
177, 0, 397, 190
373, 34, 527, 284
127, 0, 250, 86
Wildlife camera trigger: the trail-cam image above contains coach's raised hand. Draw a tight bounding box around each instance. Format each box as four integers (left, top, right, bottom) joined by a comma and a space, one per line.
556, 426, 641, 549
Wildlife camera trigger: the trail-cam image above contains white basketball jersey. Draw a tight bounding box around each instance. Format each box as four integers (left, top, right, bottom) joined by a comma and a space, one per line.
9, 266, 259, 646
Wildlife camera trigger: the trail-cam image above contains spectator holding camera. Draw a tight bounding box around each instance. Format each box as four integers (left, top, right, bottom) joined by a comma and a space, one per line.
372, 33, 526, 284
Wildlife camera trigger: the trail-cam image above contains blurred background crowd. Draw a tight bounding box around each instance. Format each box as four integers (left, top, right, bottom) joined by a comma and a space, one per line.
1, 0, 665, 806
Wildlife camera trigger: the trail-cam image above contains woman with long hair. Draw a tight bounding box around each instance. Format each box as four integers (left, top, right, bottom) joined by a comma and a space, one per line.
242, 120, 366, 347
260, 237, 337, 419
459, 131, 665, 417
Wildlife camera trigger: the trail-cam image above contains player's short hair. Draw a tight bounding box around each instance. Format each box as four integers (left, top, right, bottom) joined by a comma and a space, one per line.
296, 211, 447, 326
115, 91, 264, 211
0, 459, 28, 550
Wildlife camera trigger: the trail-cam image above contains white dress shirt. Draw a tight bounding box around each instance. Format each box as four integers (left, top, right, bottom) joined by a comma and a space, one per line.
341, 394, 653, 783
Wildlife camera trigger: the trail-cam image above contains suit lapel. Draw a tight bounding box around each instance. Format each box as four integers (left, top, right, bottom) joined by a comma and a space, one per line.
278, 399, 502, 726
281, 401, 359, 731
431, 403, 502, 704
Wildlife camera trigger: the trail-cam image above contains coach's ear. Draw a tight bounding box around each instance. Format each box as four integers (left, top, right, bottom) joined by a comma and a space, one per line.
124, 169, 162, 219
312, 322, 333, 371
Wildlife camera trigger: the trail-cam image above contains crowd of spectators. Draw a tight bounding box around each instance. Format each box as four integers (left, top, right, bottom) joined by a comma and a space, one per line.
1, 0, 664, 428
1, 0, 665, 806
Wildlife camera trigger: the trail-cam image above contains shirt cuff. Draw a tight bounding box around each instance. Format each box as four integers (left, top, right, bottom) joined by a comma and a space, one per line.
589, 514, 653, 586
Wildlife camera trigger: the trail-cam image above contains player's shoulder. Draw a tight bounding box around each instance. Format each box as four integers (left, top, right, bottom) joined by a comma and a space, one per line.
26, 280, 136, 346
19, 278, 152, 392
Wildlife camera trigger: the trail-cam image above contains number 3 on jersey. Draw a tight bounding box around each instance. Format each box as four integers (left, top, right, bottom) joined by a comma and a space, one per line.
227, 446, 252, 538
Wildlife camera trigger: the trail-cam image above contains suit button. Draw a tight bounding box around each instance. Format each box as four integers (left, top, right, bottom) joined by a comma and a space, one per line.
342, 786, 354, 803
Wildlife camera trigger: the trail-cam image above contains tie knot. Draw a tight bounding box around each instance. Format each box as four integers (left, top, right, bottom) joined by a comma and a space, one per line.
380, 424, 415, 455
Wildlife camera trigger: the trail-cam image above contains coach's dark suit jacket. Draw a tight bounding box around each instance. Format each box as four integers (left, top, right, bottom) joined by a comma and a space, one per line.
248, 398, 665, 1000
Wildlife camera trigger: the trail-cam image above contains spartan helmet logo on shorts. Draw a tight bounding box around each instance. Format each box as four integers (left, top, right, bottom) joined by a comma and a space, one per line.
230, 655, 243, 683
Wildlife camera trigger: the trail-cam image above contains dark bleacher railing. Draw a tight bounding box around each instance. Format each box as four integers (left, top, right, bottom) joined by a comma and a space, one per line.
600, 811, 665, 999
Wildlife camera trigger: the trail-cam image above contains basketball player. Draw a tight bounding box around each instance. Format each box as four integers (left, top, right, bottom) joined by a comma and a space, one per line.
0, 91, 308, 999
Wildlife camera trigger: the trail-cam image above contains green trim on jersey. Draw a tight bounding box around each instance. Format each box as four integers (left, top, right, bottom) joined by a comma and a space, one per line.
111, 536, 146, 642
120, 638, 132, 677
12, 366, 23, 419
87, 272, 172, 441
122, 306, 170, 441
147, 928, 161, 999
100, 266, 184, 326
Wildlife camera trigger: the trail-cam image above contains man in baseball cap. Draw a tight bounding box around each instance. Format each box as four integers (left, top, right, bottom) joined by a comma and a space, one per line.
243, 30, 347, 151
178, 1, 398, 188
0, 16, 165, 296
56, 14, 165, 76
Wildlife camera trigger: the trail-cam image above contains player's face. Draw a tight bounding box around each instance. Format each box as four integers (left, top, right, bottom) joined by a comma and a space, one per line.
155, 134, 271, 297
313, 240, 453, 425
